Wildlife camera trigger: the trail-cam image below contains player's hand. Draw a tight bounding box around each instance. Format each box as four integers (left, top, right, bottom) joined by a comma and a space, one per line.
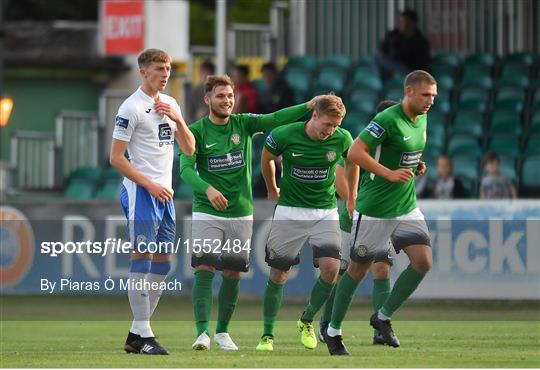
387, 168, 415, 183
415, 161, 427, 176
154, 95, 183, 123
147, 182, 174, 203
346, 197, 356, 218
307, 95, 330, 109
267, 187, 280, 201
206, 186, 228, 211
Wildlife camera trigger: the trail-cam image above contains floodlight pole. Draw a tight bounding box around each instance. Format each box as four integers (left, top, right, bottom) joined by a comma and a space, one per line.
215, 0, 227, 75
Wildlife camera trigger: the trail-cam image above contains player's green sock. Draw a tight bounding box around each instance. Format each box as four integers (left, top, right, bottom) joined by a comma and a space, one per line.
216, 275, 240, 333
372, 278, 391, 336
321, 270, 344, 323
193, 270, 215, 336
262, 279, 284, 336
329, 272, 359, 330
380, 265, 425, 317
301, 277, 335, 322
372, 278, 391, 312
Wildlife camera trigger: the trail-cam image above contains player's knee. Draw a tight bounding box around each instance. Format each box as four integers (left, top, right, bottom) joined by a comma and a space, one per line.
269, 268, 289, 284
196, 264, 216, 273
347, 261, 370, 282
411, 258, 432, 274
223, 269, 241, 279
319, 268, 339, 284
150, 261, 171, 276
371, 262, 391, 279
130, 258, 151, 274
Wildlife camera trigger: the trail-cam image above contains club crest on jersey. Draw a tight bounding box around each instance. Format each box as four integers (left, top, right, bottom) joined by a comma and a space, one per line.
230, 133, 241, 145
158, 123, 172, 140
266, 134, 278, 149
326, 151, 336, 162
365, 121, 385, 138
115, 116, 129, 129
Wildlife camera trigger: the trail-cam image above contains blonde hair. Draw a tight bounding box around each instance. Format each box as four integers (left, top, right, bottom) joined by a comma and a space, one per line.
204, 75, 235, 94
137, 48, 172, 68
314, 94, 346, 118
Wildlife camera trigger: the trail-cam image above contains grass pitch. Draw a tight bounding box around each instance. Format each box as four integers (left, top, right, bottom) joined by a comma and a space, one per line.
1, 296, 539, 368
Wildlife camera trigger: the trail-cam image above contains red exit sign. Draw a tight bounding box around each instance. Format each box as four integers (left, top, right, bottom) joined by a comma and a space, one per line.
102, 0, 145, 55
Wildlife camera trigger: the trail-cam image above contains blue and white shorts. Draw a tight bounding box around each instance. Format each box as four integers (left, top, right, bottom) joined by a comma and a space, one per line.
120, 181, 176, 254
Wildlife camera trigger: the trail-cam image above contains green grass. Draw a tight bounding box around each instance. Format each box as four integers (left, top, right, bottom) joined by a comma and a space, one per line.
1, 297, 539, 367
1, 321, 539, 367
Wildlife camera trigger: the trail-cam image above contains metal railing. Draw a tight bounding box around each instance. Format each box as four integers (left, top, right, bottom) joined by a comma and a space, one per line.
10, 131, 55, 189
55, 111, 99, 180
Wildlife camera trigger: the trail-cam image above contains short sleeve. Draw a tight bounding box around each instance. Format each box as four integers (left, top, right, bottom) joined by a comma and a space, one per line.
358, 113, 390, 150
112, 103, 138, 142
341, 130, 353, 157
264, 127, 285, 156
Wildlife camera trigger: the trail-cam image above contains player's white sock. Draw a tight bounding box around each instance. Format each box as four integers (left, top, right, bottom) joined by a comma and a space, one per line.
128, 271, 154, 338
327, 325, 342, 337
148, 273, 166, 316
147, 261, 171, 316
377, 310, 391, 321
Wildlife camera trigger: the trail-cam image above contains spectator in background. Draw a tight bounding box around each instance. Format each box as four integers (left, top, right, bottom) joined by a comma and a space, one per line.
188, 60, 215, 122
232, 64, 259, 113
374, 9, 431, 81
259, 62, 295, 113
432, 155, 466, 199
480, 153, 517, 199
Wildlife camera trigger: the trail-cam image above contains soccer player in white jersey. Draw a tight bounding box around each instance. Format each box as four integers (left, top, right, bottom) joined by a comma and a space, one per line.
110, 48, 195, 355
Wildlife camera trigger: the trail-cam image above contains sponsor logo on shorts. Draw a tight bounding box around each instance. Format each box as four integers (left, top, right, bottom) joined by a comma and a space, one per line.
207, 150, 245, 171
291, 166, 329, 181
115, 116, 129, 129
230, 133, 241, 145
399, 150, 423, 167
365, 121, 385, 138
268, 248, 277, 260
326, 151, 336, 162
355, 245, 368, 257
265, 134, 278, 150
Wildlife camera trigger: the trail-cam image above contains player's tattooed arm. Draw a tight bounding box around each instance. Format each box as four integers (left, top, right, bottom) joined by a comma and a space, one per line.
348, 138, 414, 183
110, 139, 173, 202
261, 148, 280, 201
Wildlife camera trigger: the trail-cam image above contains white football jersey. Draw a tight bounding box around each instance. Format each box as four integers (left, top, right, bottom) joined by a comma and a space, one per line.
112, 87, 179, 190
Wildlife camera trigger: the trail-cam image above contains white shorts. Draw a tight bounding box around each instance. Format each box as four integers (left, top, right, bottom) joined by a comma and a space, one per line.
350, 208, 431, 263
266, 205, 341, 270
190, 212, 253, 272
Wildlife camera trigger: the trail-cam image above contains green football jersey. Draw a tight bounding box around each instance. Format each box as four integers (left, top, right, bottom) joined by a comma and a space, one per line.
335, 157, 352, 233
356, 103, 426, 218
265, 122, 353, 209
180, 104, 309, 217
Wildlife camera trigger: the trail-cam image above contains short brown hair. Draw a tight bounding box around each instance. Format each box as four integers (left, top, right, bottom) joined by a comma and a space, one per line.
483, 152, 500, 166
314, 95, 346, 118
404, 70, 437, 88
204, 74, 235, 94
375, 100, 398, 113
137, 48, 172, 68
